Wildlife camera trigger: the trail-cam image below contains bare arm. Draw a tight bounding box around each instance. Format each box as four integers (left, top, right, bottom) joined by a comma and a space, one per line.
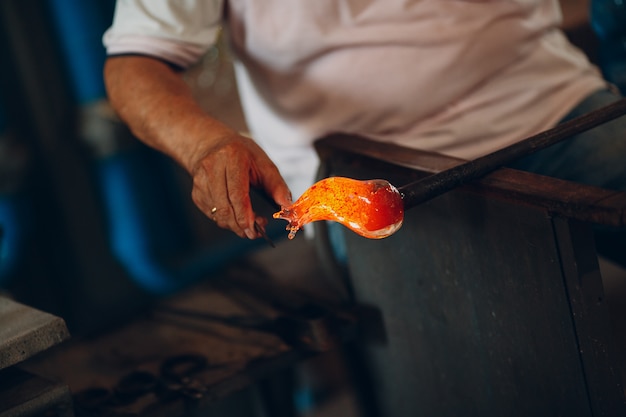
104, 55, 292, 239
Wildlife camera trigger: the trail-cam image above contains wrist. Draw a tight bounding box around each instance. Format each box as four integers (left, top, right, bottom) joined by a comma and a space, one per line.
176, 117, 239, 174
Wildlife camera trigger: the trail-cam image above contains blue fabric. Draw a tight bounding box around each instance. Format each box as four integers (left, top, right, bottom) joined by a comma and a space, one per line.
47, 0, 108, 104
0, 193, 30, 285
326, 220, 348, 267
95, 148, 269, 294
509, 89, 626, 191
590, 0, 626, 93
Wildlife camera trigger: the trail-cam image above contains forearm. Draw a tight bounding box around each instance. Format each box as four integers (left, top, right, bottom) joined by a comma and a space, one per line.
103, 54, 291, 239
103, 55, 236, 173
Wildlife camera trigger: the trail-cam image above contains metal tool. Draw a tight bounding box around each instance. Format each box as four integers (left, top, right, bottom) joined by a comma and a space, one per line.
399, 98, 626, 210
72, 353, 212, 411
254, 220, 275, 248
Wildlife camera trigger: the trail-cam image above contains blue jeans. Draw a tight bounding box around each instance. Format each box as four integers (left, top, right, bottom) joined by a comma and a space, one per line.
510, 89, 626, 191
509, 89, 626, 266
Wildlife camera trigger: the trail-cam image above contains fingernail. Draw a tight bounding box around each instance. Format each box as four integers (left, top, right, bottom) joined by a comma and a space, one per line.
244, 228, 256, 239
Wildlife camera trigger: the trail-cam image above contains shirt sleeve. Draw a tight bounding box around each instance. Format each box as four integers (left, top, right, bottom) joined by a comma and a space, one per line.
102, 0, 224, 69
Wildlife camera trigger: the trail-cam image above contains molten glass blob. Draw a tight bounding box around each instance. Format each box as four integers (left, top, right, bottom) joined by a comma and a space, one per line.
273, 176, 404, 240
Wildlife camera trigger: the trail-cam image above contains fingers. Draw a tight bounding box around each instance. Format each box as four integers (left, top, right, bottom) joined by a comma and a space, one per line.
191, 167, 245, 235
266, 175, 293, 209
225, 161, 256, 239
191, 136, 284, 240
248, 152, 293, 209
196, 156, 254, 239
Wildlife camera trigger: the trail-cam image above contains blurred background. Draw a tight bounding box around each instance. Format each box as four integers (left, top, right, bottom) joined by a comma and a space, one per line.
0, 0, 623, 337
0, 0, 264, 336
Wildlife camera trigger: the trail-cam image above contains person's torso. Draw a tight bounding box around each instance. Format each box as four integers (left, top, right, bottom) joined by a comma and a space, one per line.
224, 0, 606, 199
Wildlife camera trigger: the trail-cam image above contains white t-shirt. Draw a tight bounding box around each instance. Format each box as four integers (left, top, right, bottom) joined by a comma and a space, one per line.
103, 0, 606, 198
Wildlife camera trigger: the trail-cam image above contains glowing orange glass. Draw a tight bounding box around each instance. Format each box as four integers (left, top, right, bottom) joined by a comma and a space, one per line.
273, 176, 404, 239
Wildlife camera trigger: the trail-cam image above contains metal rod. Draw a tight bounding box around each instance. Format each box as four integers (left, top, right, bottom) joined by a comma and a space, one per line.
399, 98, 626, 210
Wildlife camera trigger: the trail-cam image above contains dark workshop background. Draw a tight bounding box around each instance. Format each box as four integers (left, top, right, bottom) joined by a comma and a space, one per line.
0, 0, 613, 336
0, 0, 260, 335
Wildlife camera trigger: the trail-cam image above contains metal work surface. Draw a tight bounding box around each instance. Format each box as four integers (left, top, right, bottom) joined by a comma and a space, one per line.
316, 136, 626, 417
0, 297, 70, 370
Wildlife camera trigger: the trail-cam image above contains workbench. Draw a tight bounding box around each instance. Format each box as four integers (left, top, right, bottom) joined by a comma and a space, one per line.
315, 134, 626, 417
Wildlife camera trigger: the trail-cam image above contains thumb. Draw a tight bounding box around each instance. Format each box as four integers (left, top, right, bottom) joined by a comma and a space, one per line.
261, 171, 292, 208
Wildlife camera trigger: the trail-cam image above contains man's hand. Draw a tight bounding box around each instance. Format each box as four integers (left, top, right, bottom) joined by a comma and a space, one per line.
104, 55, 291, 239
189, 132, 291, 239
